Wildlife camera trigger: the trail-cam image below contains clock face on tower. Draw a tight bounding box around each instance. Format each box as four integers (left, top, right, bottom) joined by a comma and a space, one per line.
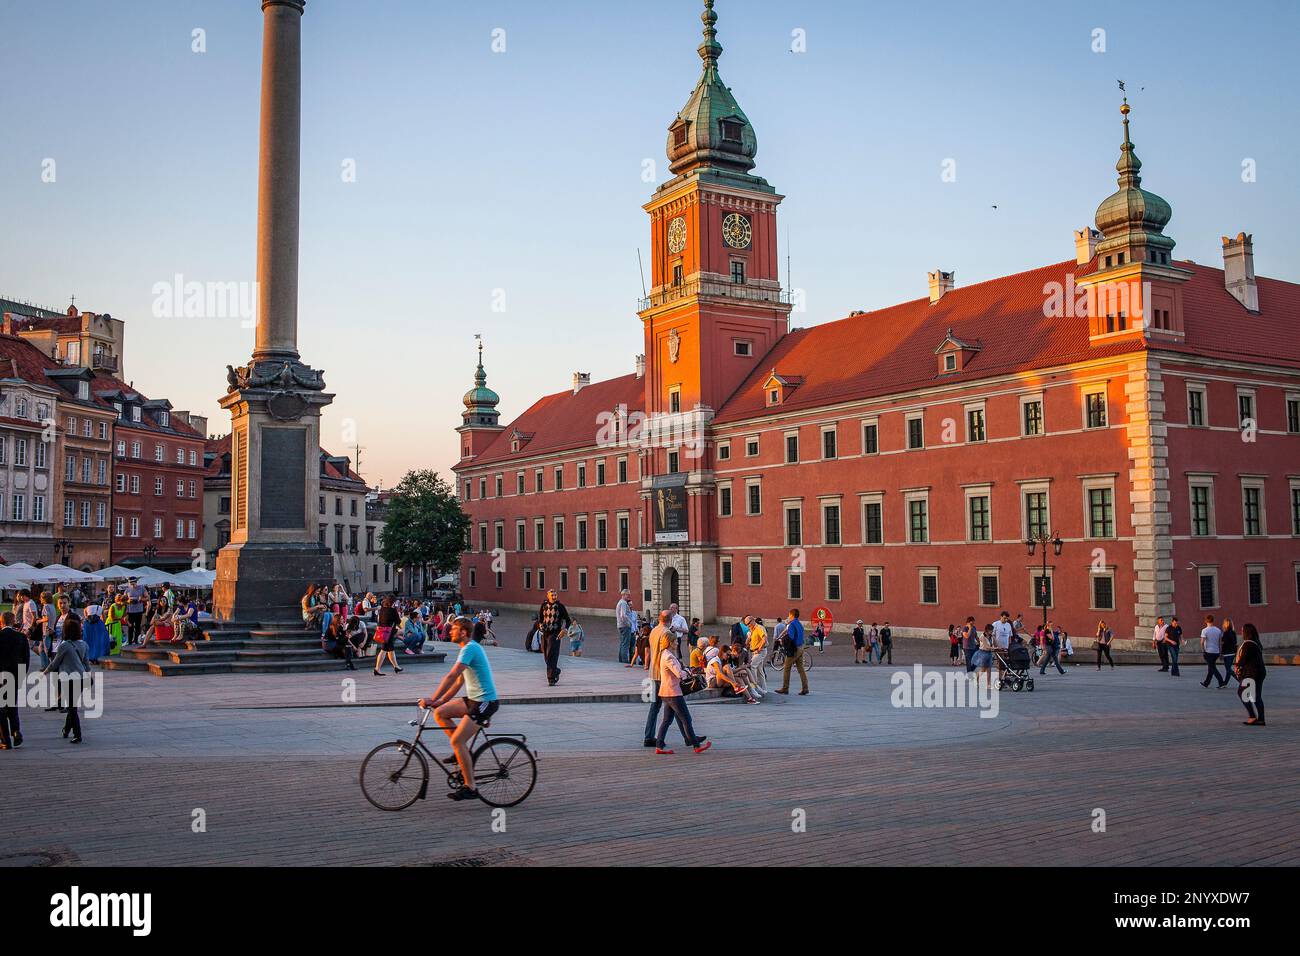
667, 217, 687, 254
722, 212, 752, 249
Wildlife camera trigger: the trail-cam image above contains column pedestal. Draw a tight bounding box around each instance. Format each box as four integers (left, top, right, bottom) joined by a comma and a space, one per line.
213, 370, 334, 623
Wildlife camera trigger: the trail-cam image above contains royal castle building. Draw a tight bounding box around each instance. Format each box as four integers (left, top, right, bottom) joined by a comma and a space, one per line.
454, 2, 1300, 646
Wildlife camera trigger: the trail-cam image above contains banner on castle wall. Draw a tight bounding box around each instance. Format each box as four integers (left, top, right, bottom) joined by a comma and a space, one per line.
653, 473, 688, 543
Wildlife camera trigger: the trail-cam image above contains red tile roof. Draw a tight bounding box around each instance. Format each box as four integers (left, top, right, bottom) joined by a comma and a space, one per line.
89, 372, 205, 439
464, 373, 646, 468
4, 314, 82, 335
712, 259, 1300, 424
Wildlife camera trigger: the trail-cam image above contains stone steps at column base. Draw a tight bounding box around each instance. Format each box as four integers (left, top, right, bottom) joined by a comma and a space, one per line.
99, 651, 446, 676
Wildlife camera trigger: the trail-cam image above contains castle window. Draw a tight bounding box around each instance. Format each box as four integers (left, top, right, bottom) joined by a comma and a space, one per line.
730, 260, 746, 284
673, 123, 688, 148
734, 340, 752, 357
673, 264, 683, 287
720, 119, 743, 142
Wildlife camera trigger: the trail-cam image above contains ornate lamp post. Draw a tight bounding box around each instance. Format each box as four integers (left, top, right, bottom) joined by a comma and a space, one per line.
54, 538, 74, 565
1025, 531, 1063, 629
142, 545, 158, 565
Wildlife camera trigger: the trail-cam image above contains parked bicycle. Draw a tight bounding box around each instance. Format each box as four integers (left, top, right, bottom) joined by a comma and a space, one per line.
360, 708, 537, 810
766, 642, 814, 673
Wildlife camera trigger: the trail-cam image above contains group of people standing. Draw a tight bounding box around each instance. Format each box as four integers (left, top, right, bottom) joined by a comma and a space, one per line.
1153, 614, 1268, 726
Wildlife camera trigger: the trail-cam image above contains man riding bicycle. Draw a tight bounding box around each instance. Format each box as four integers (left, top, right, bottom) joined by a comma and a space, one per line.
418, 616, 499, 802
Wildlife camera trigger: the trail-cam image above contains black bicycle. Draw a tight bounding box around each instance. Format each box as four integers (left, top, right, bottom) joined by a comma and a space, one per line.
360, 708, 537, 810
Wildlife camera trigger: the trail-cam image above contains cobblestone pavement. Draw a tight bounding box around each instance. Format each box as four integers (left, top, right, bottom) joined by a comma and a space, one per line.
2, 645, 1295, 866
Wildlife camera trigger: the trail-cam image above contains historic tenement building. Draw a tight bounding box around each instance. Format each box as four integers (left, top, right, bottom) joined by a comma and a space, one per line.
95, 376, 207, 571
0, 335, 117, 569
454, 3, 1300, 645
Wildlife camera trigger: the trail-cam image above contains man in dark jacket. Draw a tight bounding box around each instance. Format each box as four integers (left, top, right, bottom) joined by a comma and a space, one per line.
537, 590, 571, 686
0, 611, 28, 749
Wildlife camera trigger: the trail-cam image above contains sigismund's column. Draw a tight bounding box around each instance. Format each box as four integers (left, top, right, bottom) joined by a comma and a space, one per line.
214, 0, 334, 622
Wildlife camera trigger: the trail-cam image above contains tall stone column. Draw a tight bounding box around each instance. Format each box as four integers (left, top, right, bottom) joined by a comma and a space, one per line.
254, 0, 303, 363
214, 0, 334, 622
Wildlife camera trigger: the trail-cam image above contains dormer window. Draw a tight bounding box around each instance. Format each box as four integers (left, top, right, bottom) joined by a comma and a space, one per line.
77, 381, 89, 400
511, 440, 520, 453
672, 122, 689, 148
768, 389, 780, 406
720, 119, 743, 143
131, 406, 141, 422
943, 353, 957, 372
158, 410, 170, 427
113, 401, 123, 417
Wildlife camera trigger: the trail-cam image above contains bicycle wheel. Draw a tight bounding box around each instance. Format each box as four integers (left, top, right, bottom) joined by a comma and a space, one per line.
802, 649, 814, 671
360, 741, 428, 811
767, 651, 783, 672
472, 737, 537, 808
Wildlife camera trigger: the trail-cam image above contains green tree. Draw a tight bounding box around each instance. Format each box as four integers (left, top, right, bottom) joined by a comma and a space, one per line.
378, 470, 470, 592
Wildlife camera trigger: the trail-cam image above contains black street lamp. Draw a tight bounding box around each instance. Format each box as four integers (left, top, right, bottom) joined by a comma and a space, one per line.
54, 538, 74, 565
1025, 531, 1063, 628
142, 545, 158, 565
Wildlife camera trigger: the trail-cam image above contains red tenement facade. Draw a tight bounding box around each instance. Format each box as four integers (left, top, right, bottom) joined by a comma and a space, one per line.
96, 376, 207, 570
454, 5, 1300, 645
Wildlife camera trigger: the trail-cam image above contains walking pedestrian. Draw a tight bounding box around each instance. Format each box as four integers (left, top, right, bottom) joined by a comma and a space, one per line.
1165, 616, 1183, 677
853, 620, 867, 664
878, 621, 893, 665
1038, 621, 1067, 676
0, 612, 26, 750
372, 596, 403, 675
1095, 620, 1115, 669
537, 589, 570, 686
774, 608, 809, 696
1199, 614, 1226, 688
973, 624, 995, 692
1233, 623, 1265, 726
1219, 618, 1238, 687
1152, 615, 1170, 671
867, 622, 880, 664
643, 612, 681, 747
652, 632, 710, 755
41, 615, 89, 744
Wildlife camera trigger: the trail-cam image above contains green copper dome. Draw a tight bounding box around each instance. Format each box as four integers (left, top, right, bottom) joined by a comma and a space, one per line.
1094, 102, 1175, 261
666, 1, 758, 177
461, 344, 500, 427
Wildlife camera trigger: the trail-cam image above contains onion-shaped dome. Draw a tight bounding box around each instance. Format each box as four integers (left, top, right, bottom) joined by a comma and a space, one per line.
1094, 101, 1175, 260
666, 1, 758, 177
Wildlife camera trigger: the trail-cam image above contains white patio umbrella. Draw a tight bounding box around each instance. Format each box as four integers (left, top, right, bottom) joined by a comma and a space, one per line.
96, 565, 139, 582
127, 566, 174, 587
0, 566, 35, 589
41, 564, 105, 584
168, 568, 216, 588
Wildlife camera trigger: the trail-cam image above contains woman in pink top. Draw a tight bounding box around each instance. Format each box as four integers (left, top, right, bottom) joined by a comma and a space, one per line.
653, 644, 711, 755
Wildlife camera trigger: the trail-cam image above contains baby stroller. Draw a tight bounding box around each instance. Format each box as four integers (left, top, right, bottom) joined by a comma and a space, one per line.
995, 641, 1035, 692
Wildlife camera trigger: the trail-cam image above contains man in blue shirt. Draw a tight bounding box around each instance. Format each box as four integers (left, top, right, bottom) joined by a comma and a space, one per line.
419, 616, 500, 802
774, 608, 810, 696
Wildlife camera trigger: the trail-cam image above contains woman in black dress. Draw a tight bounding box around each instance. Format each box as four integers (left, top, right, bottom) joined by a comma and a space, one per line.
1233, 623, 1265, 726
372, 596, 403, 676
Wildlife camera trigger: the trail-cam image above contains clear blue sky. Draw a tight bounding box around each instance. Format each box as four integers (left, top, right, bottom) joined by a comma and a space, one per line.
2, 0, 1296, 486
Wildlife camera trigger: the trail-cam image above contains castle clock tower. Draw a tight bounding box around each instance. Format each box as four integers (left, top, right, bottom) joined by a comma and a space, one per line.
639, 0, 791, 621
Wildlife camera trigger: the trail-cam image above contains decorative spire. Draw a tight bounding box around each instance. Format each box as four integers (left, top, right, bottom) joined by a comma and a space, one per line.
698, 0, 721, 71
1115, 97, 1142, 188
665, 0, 762, 180
1093, 97, 1174, 266
462, 334, 500, 427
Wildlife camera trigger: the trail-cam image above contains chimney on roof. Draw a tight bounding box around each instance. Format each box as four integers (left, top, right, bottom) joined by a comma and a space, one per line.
572, 371, 591, 395
1074, 227, 1101, 266
927, 270, 955, 304
1221, 232, 1259, 312
634, 354, 645, 379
